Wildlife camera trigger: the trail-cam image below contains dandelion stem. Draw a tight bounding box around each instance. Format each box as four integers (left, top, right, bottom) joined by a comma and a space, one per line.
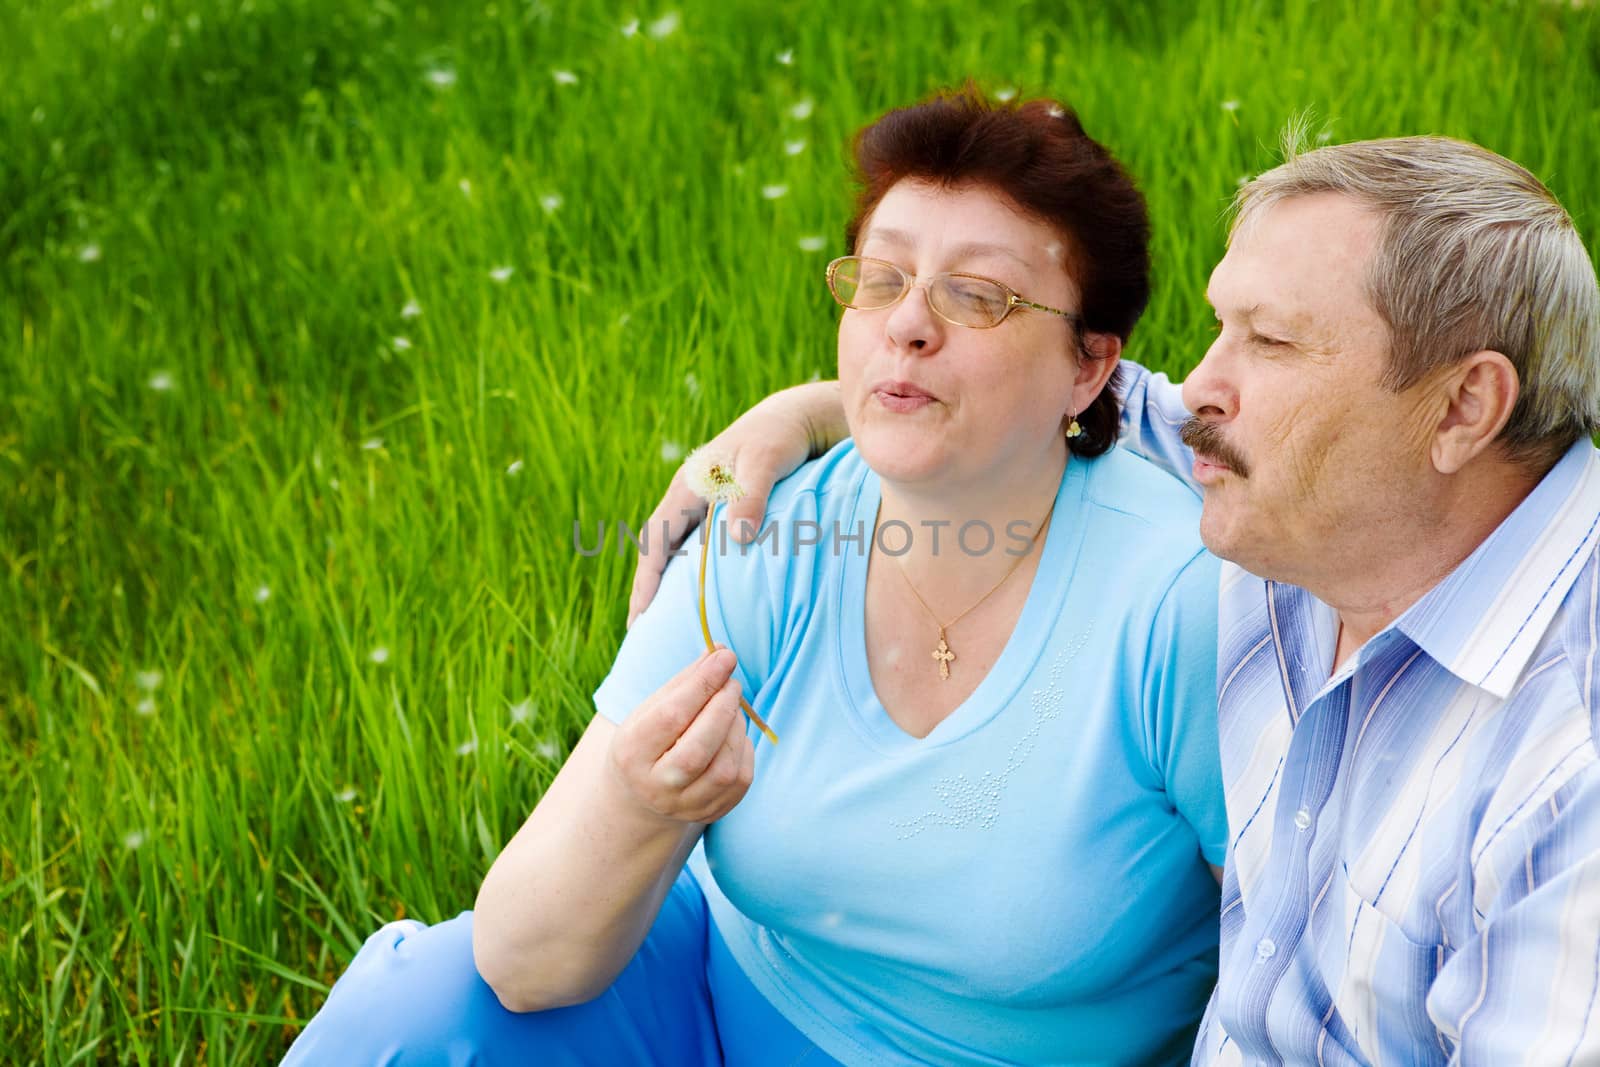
699, 502, 779, 745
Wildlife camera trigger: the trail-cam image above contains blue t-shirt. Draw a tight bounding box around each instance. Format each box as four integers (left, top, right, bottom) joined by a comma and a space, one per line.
595, 442, 1225, 1066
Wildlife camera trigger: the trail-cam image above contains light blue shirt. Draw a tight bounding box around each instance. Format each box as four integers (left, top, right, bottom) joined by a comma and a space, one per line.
597, 441, 1226, 1066
1120, 363, 1600, 1064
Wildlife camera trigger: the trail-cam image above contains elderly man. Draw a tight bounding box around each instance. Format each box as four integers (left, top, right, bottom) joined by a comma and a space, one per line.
632, 136, 1600, 1062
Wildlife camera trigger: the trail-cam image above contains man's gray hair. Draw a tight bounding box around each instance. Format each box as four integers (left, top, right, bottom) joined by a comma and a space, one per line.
1234, 135, 1600, 468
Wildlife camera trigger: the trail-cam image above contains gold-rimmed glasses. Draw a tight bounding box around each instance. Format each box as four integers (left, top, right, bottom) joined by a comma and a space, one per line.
825, 255, 1078, 330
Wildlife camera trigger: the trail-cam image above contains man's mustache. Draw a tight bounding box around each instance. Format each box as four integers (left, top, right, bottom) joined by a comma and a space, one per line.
1180, 417, 1250, 478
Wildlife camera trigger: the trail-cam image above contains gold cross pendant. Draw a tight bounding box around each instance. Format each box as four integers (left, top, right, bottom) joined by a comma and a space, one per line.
931, 631, 955, 680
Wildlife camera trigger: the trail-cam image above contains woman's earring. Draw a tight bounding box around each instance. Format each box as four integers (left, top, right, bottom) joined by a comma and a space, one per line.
1065, 412, 1083, 439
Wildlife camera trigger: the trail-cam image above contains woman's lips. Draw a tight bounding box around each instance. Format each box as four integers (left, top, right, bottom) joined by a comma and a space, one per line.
871, 380, 936, 413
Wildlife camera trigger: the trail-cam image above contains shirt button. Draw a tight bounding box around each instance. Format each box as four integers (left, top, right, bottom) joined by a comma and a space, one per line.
1256, 938, 1277, 961
1293, 808, 1312, 831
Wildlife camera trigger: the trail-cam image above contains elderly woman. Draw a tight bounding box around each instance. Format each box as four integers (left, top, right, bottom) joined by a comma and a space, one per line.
286, 88, 1223, 1066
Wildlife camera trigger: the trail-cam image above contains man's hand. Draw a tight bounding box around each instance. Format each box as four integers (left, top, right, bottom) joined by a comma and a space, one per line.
607, 648, 754, 825
627, 380, 846, 626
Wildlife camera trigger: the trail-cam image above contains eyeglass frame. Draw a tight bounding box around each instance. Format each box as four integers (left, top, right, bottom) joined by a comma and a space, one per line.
824, 254, 1081, 331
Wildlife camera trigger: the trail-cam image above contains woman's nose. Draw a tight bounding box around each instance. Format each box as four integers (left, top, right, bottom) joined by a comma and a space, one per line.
884, 283, 944, 354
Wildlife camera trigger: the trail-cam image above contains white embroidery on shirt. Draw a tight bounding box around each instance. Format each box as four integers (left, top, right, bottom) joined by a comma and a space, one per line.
890, 624, 1093, 839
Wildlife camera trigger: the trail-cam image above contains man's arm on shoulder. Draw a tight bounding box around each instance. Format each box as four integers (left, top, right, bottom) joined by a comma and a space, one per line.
1116, 360, 1198, 489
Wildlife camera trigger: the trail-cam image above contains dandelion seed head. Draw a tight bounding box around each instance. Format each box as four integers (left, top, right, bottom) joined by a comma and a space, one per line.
362, 437, 383, 451
135, 670, 163, 692
552, 69, 578, 85
797, 235, 825, 253
683, 372, 701, 399
459, 178, 473, 197
401, 299, 422, 319
122, 829, 148, 850
995, 86, 1017, 102
1221, 99, 1241, 112
648, 11, 680, 37
1316, 130, 1333, 144
1236, 174, 1252, 188
535, 739, 560, 761
426, 67, 458, 88
683, 445, 746, 504
506, 459, 524, 475
254, 585, 272, 604
78, 243, 102, 263
784, 139, 806, 156
1047, 104, 1065, 119
147, 371, 175, 392
391, 336, 412, 351
788, 98, 814, 120
509, 698, 534, 723
776, 49, 794, 65
455, 739, 478, 757
136, 697, 156, 717
489, 266, 514, 283
370, 646, 390, 665
328, 477, 341, 490
621, 18, 639, 36
335, 787, 358, 803
539, 193, 563, 213
761, 184, 789, 200
660, 439, 685, 463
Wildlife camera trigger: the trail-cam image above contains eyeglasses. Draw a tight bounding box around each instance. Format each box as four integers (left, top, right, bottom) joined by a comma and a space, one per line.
825, 255, 1078, 330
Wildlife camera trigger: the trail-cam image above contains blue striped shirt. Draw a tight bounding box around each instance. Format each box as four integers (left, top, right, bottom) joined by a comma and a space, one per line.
1120, 363, 1600, 1065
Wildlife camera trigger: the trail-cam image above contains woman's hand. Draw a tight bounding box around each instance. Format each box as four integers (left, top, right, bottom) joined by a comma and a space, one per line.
608, 648, 754, 824
628, 380, 847, 626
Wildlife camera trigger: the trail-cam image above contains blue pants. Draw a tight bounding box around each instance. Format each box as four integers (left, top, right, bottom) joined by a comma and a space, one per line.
282, 870, 839, 1066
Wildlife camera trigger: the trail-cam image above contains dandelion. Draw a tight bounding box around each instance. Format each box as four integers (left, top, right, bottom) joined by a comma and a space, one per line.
459, 178, 473, 198
122, 829, 148, 851
660, 439, 685, 463
1236, 174, 1252, 188
1221, 99, 1241, 112
135, 670, 163, 692
362, 437, 383, 451
506, 459, 524, 475
147, 371, 175, 392
1047, 104, 1066, 119
761, 184, 789, 200
78, 243, 102, 263
776, 49, 794, 65
1316, 130, 1333, 144
684, 372, 701, 399
425, 67, 458, 89
401, 299, 422, 319
254, 585, 272, 604
995, 86, 1017, 102
648, 11, 680, 37
455, 739, 478, 757
509, 698, 533, 724
334, 787, 358, 803
539, 193, 563, 213
788, 98, 814, 120
328, 477, 341, 490
370, 646, 390, 665
391, 336, 412, 351
684, 445, 778, 744
489, 265, 514, 283
552, 69, 578, 85
621, 18, 639, 36
784, 139, 806, 156
136, 698, 156, 716
797, 235, 825, 253
535, 739, 560, 761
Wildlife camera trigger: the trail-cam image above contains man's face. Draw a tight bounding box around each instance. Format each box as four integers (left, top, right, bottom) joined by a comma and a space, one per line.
1181, 193, 1442, 586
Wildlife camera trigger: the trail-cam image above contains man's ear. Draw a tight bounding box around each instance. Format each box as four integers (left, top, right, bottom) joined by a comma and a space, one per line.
1072, 332, 1123, 411
1432, 350, 1520, 475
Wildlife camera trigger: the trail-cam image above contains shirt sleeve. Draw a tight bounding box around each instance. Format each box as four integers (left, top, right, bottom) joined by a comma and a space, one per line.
1116, 360, 1200, 492
1141, 548, 1227, 866
593, 520, 781, 726
1431, 768, 1600, 1062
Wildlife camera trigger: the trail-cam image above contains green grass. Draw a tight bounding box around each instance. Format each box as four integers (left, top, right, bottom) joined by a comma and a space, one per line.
3, 0, 1598, 1061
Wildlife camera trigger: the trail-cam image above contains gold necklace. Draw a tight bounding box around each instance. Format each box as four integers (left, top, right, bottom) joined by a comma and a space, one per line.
879, 497, 1056, 681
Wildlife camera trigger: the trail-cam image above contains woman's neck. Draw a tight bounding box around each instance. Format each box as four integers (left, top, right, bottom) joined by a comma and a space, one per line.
876, 446, 1067, 615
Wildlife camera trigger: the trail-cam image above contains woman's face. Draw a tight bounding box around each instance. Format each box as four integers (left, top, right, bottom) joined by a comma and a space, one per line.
838, 180, 1092, 492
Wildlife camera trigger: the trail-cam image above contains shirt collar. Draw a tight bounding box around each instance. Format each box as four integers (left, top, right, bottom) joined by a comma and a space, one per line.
1395, 440, 1600, 698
